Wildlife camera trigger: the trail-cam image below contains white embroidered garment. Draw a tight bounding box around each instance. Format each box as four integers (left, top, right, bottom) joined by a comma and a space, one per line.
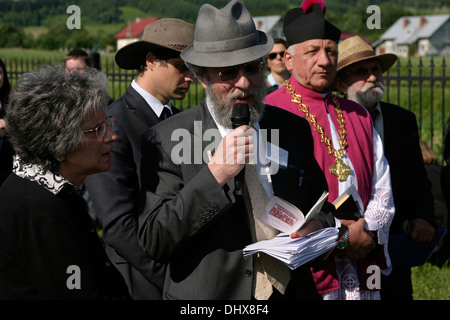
13, 158, 75, 195
322, 115, 395, 301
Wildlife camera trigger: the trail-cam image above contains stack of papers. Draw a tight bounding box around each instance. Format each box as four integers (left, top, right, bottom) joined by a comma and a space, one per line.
243, 227, 339, 270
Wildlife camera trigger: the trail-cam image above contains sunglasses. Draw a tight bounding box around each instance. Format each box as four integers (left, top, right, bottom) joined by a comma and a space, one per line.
267, 51, 285, 60
214, 60, 264, 82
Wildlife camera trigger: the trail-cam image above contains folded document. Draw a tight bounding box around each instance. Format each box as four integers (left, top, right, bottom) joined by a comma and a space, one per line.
243, 227, 338, 270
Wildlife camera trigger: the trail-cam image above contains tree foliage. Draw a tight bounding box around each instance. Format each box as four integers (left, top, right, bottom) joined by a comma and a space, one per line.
0, 0, 448, 50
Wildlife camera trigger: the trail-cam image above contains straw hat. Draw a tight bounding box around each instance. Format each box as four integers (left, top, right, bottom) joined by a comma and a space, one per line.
181, 0, 273, 68
115, 18, 194, 70
337, 35, 398, 73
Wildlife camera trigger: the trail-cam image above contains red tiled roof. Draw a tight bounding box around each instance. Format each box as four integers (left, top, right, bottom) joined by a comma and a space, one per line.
340, 33, 371, 44
115, 17, 159, 39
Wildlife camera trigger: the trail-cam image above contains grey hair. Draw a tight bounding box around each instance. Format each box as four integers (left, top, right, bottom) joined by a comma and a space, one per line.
286, 44, 297, 57
6, 63, 109, 171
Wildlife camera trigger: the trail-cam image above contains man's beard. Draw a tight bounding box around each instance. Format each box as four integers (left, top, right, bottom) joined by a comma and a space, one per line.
206, 80, 267, 129
347, 81, 385, 109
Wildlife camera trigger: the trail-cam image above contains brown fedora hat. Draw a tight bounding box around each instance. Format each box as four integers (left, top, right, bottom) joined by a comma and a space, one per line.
115, 18, 194, 70
181, 0, 273, 68
337, 35, 398, 74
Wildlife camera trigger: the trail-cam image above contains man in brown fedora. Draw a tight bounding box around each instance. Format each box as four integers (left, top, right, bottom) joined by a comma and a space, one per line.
335, 35, 436, 300
265, 0, 395, 300
84, 18, 195, 299
137, 0, 339, 300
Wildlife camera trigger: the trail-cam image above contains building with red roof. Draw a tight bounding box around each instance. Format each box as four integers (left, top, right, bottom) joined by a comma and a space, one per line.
115, 17, 159, 51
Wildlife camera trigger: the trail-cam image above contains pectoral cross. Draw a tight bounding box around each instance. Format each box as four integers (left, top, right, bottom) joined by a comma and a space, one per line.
329, 158, 352, 182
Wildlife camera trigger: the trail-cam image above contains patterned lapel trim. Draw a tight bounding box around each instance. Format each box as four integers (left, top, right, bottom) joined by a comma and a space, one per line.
13, 158, 72, 195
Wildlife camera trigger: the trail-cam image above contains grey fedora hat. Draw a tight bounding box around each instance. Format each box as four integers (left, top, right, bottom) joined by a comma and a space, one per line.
116, 18, 194, 70
181, 0, 273, 68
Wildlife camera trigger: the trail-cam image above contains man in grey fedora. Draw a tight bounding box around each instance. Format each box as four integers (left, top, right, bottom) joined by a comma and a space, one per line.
84, 18, 195, 299
137, 0, 338, 300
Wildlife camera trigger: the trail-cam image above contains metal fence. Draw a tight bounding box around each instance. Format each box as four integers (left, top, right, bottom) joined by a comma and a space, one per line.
4, 56, 450, 161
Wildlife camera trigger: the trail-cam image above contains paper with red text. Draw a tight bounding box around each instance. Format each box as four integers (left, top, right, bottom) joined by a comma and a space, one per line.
261, 191, 329, 234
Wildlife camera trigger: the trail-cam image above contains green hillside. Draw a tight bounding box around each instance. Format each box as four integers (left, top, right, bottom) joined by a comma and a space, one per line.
0, 0, 449, 50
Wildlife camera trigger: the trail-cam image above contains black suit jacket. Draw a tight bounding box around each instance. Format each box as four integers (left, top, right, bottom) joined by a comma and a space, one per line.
85, 85, 179, 299
0, 174, 129, 299
380, 101, 436, 234
138, 101, 335, 300
0, 107, 14, 186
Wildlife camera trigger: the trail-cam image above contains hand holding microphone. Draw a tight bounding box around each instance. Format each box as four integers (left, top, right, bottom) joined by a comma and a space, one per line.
207, 103, 253, 192
231, 103, 250, 196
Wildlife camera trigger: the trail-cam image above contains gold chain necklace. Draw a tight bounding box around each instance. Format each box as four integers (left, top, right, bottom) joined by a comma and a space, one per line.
285, 80, 352, 181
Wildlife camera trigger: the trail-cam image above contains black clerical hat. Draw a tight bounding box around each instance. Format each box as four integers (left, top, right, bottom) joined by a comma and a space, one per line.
283, 0, 341, 46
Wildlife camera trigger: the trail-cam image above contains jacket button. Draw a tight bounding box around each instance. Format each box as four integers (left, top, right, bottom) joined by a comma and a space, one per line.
245, 269, 252, 277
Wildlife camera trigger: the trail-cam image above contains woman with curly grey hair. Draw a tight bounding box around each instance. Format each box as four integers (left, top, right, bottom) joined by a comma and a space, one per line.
0, 64, 129, 299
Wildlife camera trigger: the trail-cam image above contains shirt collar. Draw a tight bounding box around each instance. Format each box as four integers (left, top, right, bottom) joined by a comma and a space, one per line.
131, 80, 172, 118
13, 157, 74, 195
267, 73, 278, 87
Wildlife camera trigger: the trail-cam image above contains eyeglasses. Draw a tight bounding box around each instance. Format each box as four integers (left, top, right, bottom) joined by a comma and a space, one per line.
214, 60, 264, 82
267, 51, 285, 60
83, 116, 113, 139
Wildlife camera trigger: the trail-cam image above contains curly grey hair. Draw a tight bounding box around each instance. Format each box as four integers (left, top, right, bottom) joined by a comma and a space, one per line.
6, 63, 109, 171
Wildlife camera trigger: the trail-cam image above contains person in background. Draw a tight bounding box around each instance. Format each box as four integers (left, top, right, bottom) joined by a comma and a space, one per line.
0, 64, 129, 299
84, 18, 195, 299
334, 35, 436, 300
64, 48, 91, 73
265, 0, 394, 300
265, 38, 291, 94
419, 140, 447, 232
0, 58, 14, 186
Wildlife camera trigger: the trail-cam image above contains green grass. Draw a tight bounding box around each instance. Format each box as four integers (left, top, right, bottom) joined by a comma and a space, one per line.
412, 261, 450, 300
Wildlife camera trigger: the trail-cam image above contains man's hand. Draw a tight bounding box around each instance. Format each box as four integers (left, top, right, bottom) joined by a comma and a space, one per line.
407, 218, 435, 243
208, 125, 254, 187
342, 218, 376, 260
290, 219, 323, 239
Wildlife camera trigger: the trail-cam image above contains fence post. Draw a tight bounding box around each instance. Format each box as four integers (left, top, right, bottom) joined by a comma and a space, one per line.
396, 58, 401, 106
430, 56, 435, 148
418, 57, 423, 135
407, 57, 412, 112
442, 57, 447, 163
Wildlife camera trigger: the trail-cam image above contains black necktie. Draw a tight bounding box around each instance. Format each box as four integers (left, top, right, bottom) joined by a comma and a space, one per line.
160, 107, 172, 121
370, 109, 379, 123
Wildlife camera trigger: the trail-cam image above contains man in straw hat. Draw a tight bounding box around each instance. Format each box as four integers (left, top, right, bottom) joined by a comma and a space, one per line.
84, 18, 195, 299
335, 35, 436, 300
265, 0, 395, 300
137, 0, 339, 300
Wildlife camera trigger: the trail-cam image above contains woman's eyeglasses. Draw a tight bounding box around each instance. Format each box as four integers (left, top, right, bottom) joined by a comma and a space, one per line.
267, 51, 285, 60
214, 60, 264, 82
83, 116, 113, 139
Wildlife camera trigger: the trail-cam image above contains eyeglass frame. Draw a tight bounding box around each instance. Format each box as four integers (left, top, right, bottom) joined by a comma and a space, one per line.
82, 116, 113, 139
213, 60, 265, 82
267, 51, 285, 60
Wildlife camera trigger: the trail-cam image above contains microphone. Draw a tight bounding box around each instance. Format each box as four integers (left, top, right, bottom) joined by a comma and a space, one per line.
231, 103, 250, 196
